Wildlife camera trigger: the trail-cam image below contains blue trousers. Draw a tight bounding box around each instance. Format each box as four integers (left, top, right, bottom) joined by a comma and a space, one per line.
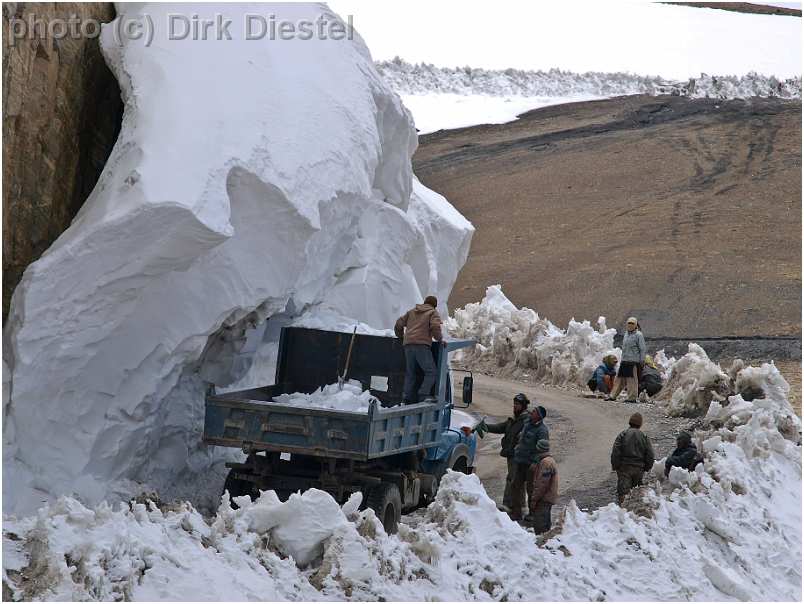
403, 344, 436, 402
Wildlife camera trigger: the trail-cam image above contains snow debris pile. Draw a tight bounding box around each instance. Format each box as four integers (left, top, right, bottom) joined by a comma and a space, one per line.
272, 381, 377, 414
657, 72, 803, 100
655, 344, 800, 429
378, 58, 802, 101
656, 343, 732, 416
2, 3, 473, 515
6, 376, 801, 601
446, 285, 618, 387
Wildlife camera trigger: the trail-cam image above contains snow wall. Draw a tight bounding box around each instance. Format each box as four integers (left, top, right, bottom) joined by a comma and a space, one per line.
2, 3, 473, 515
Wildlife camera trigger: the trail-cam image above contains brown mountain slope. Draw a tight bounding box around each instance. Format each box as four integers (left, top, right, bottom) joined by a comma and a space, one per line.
414, 95, 801, 338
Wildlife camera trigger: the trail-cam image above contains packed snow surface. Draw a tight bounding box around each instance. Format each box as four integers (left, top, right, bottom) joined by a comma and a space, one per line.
5, 369, 800, 600
396, 92, 603, 134
271, 381, 377, 413
2, 3, 473, 514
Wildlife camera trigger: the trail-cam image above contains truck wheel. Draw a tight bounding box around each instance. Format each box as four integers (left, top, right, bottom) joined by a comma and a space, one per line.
223, 470, 254, 508
366, 483, 402, 534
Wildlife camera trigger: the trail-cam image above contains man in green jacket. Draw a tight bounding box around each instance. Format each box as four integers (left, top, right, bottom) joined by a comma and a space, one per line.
474, 393, 529, 511
611, 412, 655, 505
509, 404, 549, 520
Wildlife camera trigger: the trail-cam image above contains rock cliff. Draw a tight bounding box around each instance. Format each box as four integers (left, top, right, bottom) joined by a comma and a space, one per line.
2, 2, 121, 320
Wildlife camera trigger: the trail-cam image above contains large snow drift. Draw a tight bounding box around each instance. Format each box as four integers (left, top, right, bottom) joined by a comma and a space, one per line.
2, 3, 473, 514
5, 371, 800, 600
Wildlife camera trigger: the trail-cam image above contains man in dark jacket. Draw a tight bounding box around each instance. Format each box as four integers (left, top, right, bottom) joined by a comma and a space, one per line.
611, 412, 655, 505
664, 431, 700, 476
509, 405, 549, 520
474, 393, 529, 511
394, 296, 443, 403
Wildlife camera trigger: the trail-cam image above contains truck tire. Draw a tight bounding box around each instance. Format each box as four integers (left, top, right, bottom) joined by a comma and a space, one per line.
223, 470, 254, 508
366, 482, 402, 534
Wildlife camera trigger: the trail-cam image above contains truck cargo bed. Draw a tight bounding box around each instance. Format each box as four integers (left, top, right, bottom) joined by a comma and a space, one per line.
204, 392, 447, 460
202, 327, 475, 460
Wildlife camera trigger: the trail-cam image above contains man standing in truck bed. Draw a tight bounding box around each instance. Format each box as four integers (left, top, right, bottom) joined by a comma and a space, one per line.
395, 295, 443, 403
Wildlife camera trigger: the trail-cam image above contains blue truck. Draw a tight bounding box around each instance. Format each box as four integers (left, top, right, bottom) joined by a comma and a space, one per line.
203, 326, 476, 533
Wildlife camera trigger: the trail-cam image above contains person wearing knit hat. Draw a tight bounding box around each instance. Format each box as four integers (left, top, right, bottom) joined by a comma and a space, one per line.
529, 439, 559, 534
473, 393, 530, 512
610, 412, 655, 505
664, 431, 701, 476
508, 403, 550, 521
606, 317, 647, 404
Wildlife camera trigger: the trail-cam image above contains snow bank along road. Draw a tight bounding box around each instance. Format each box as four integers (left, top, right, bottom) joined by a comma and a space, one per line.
463, 373, 689, 512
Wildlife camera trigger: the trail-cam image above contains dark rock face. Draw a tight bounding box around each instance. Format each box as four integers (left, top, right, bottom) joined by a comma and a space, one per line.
2, 2, 122, 321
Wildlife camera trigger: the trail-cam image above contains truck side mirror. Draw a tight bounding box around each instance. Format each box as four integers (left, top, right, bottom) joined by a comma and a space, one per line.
462, 375, 473, 406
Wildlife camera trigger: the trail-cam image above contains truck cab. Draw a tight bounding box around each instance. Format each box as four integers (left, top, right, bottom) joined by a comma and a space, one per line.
203, 326, 476, 533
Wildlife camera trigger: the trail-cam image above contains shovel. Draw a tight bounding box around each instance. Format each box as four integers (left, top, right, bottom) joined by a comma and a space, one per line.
338, 326, 358, 391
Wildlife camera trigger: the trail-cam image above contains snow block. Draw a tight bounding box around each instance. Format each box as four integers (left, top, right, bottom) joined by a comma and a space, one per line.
2, 3, 473, 513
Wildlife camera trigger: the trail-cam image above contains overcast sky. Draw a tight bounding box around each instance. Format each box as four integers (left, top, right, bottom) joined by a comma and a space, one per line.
330, 1, 802, 79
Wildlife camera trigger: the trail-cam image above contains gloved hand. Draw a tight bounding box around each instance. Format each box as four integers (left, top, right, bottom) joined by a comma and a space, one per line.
472, 419, 488, 438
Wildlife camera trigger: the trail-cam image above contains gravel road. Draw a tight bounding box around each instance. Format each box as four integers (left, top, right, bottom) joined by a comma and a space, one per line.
463, 372, 691, 513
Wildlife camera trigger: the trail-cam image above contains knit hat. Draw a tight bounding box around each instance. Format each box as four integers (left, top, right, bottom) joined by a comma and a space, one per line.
627, 316, 638, 325
513, 393, 529, 407
629, 412, 643, 428
423, 295, 438, 308
531, 405, 547, 420
677, 431, 692, 446
536, 439, 550, 452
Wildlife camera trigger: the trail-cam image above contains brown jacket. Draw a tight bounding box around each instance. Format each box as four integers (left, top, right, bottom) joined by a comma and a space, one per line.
530, 454, 559, 505
394, 304, 443, 346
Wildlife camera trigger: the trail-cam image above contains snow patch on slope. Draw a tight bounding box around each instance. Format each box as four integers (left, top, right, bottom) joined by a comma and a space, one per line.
2, 3, 473, 515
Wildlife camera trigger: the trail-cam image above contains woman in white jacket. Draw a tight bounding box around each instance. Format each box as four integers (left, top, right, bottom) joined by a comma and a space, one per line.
606, 317, 646, 403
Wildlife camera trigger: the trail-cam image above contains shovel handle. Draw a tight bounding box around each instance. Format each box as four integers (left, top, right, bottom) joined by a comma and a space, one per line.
341, 326, 358, 384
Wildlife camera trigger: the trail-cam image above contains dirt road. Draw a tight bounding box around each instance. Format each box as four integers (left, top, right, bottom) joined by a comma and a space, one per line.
464, 373, 689, 512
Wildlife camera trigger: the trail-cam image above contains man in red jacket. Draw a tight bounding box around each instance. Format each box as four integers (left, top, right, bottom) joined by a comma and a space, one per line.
394, 295, 443, 403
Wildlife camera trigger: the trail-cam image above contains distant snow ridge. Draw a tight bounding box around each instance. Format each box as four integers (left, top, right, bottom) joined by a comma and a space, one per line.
377, 57, 802, 100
